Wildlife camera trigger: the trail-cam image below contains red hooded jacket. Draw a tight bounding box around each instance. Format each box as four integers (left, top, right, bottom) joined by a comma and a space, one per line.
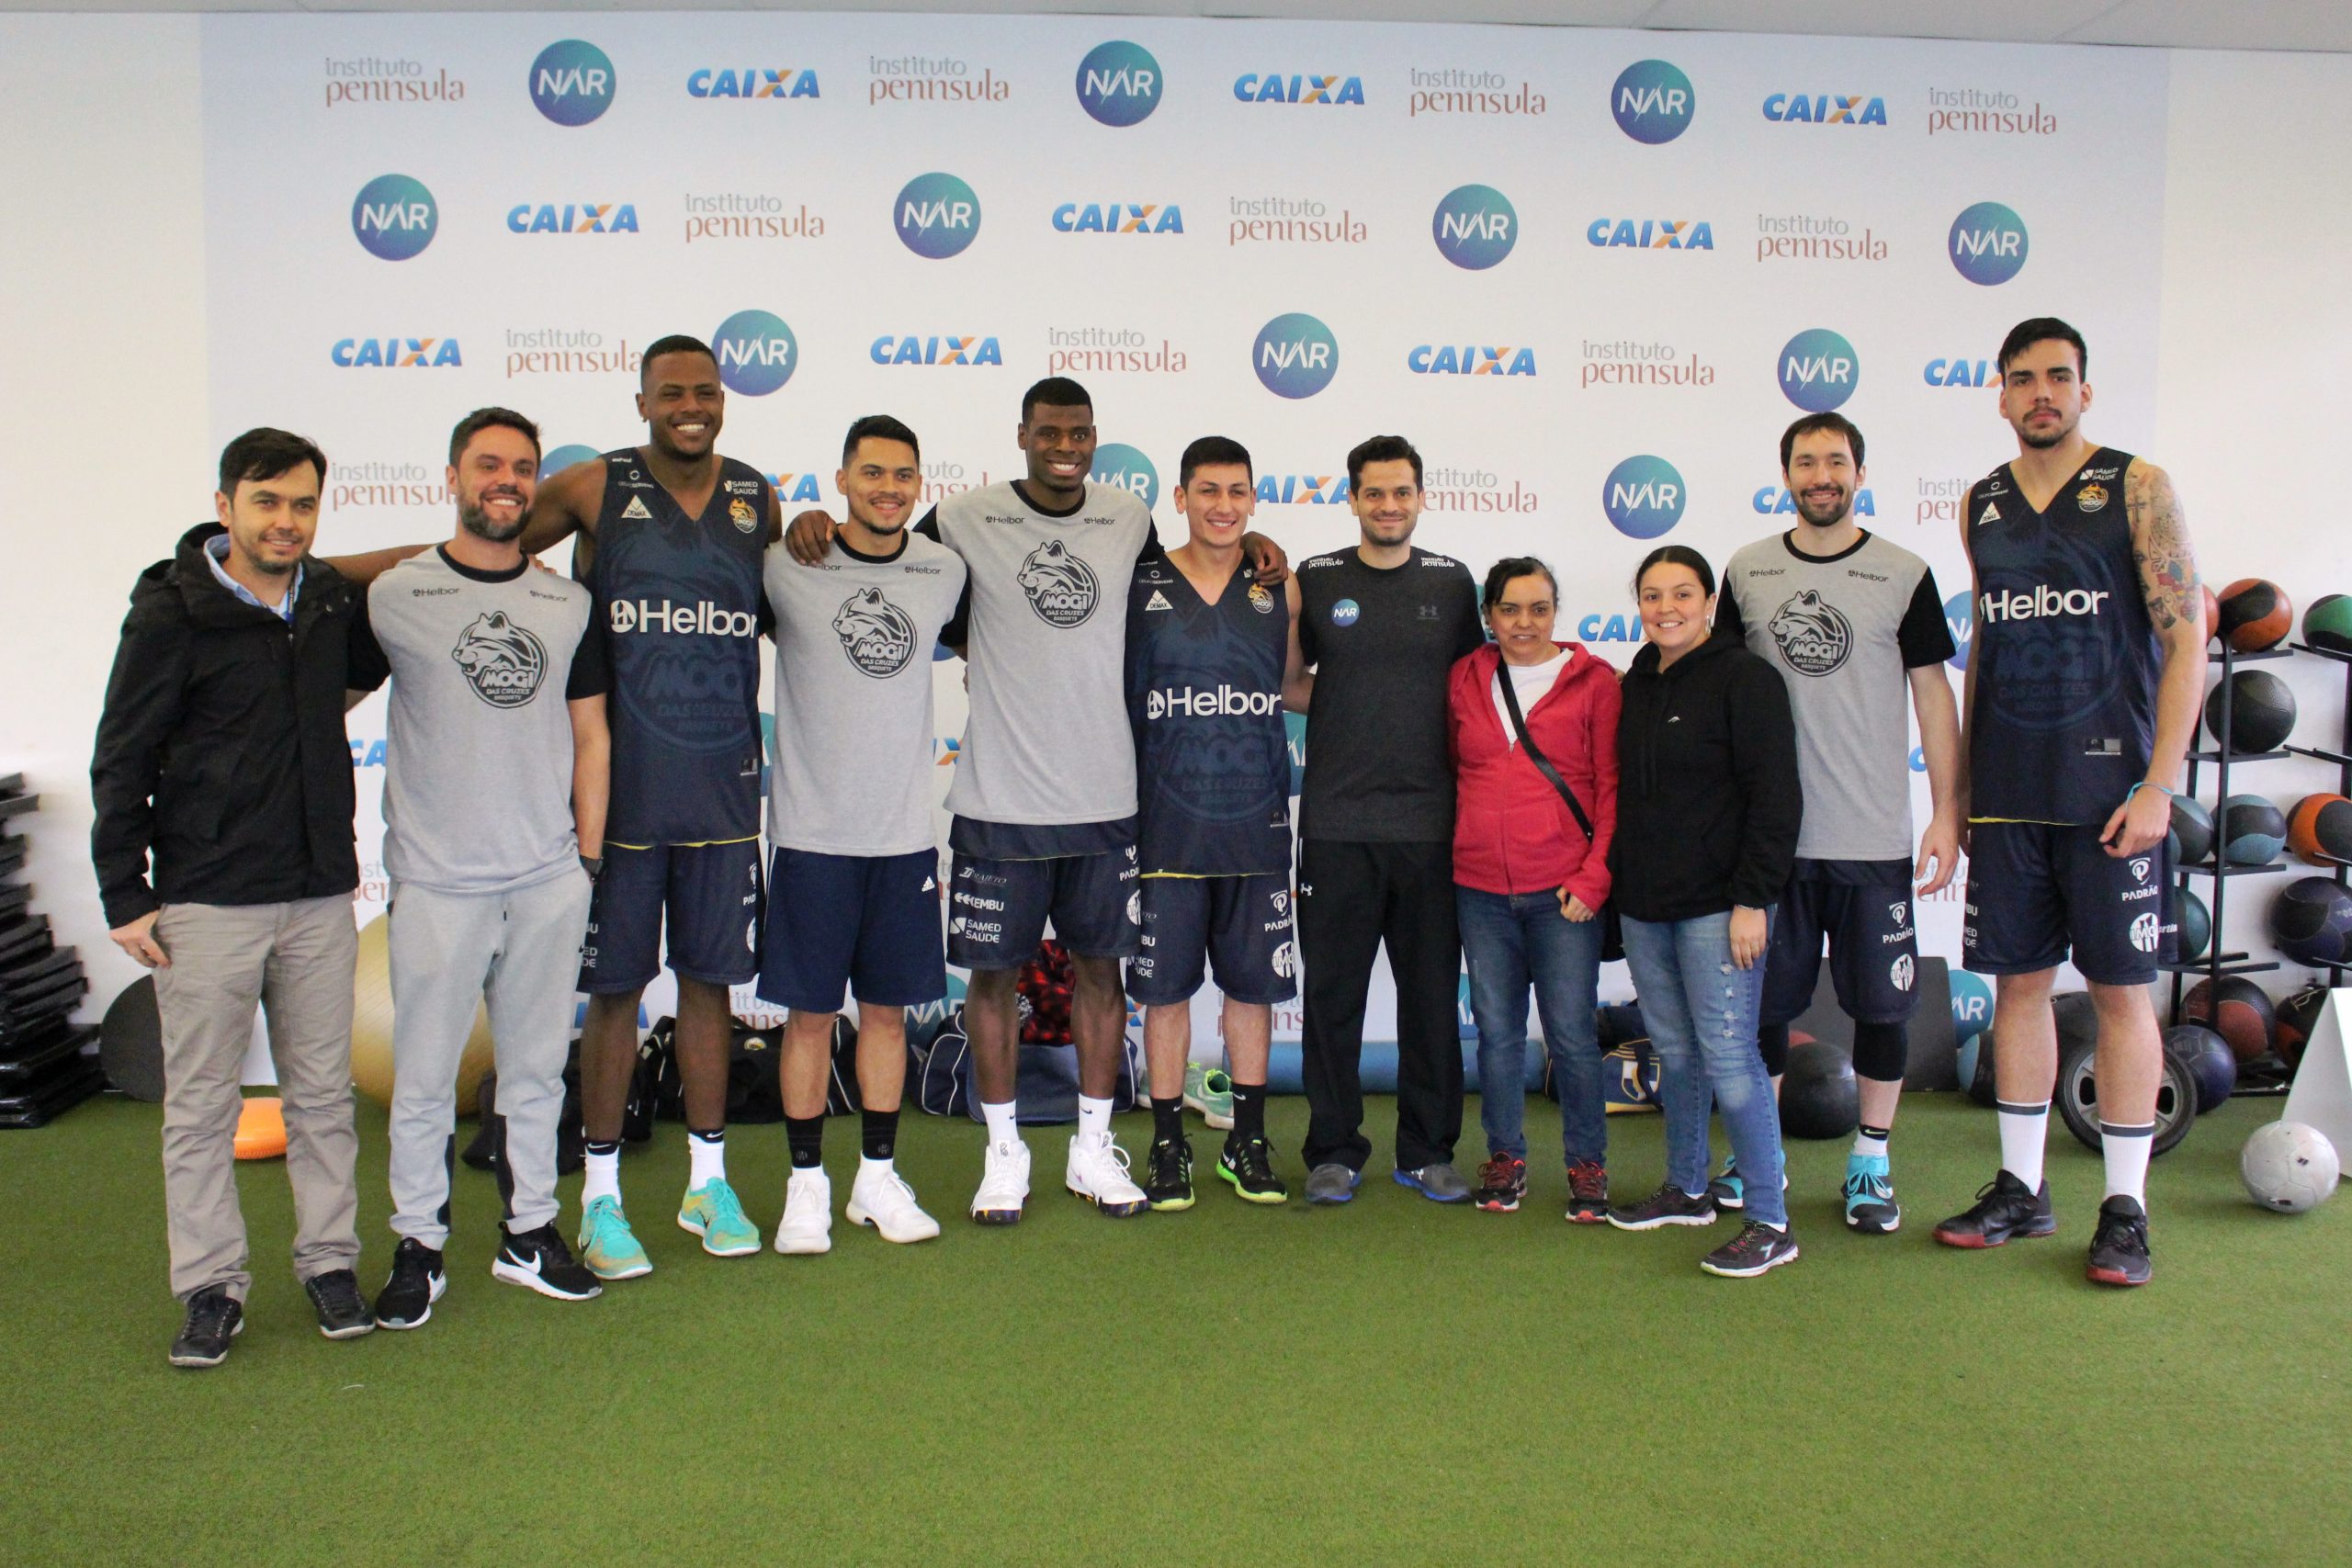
1448, 641, 1621, 906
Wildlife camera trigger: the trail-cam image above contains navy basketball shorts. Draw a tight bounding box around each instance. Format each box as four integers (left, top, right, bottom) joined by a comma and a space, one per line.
578, 840, 763, 994
1962, 820, 2166, 986
1761, 859, 1924, 1028
1126, 873, 1299, 1008
946, 845, 1141, 970
756, 847, 946, 1012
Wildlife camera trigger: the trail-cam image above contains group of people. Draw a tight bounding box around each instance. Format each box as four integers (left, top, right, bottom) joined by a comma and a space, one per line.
90, 313, 2206, 1371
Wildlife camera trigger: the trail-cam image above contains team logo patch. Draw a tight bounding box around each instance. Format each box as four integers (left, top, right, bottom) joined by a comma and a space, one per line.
1889, 901, 1908, 926
1272, 890, 1289, 917
1249, 583, 1275, 615
2077, 482, 2109, 513
1146, 690, 1167, 719
1976, 501, 2000, 525
1272, 940, 1295, 978
2130, 856, 2153, 884
1890, 953, 1916, 991
1125, 890, 1142, 926
1145, 589, 1172, 612
449, 611, 548, 708
1767, 588, 1854, 676
729, 497, 758, 532
1016, 538, 1100, 627
2130, 911, 2161, 953
621, 495, 653, 521
832, 586, 919, 677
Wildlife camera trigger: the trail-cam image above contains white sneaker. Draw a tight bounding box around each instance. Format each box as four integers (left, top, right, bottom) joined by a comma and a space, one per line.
1066, 1134, 1148, 1217
848, 1160, 942, 1244
772, 1169, 832, 1255
970, 1137, 1032, 1225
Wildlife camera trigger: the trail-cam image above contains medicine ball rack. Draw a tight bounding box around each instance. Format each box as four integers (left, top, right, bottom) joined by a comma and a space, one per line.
2285, 638, 2352, 989
0, 777, 104, 1128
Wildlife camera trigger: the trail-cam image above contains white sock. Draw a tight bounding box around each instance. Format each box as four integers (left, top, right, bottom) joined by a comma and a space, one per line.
687, 1129, 727, 1189
582, 1145, 621, 1207
981, 1099, 1022, 1151
1077, 1094, 1114, 1148
2101, 1122, 2154, 1205
1996, 1100, 2049, 1191
1852, 1129, 1889, 1160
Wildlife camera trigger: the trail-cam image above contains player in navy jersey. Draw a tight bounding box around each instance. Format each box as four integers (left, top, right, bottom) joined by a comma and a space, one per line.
1934, 317, 2206, 1287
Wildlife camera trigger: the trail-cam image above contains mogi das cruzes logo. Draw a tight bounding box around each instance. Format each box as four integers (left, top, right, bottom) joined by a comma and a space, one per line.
450, 612, 548, 707
1018, 539, 1099, 626
1768, 590, 1854, 675
834, 587, 919, 677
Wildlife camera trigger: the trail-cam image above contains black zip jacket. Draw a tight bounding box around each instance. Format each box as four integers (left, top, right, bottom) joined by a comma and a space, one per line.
1608, 631, 1803, 923
89, 523, 379, 927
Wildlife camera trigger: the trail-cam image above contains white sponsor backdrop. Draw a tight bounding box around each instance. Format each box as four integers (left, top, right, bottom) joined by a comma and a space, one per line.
188, 14, 2181, 1055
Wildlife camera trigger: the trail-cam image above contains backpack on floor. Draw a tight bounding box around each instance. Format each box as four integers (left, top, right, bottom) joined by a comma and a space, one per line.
461, 1049, 587, 1176
823, 1015, 863, 1116
725, 1021, 786, 1123
914, 1005, 973, 1118
960, 1031, 1148, 1124
625, 1018, 680, 1140
1544, 1001, 1661, 1113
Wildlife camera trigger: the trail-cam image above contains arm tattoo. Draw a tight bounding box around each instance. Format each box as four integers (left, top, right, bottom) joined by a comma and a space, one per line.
2126, 461, 2199, 632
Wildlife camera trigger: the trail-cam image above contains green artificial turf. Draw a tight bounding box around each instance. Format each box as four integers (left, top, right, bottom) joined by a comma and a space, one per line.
3, 1090, 2346, 1566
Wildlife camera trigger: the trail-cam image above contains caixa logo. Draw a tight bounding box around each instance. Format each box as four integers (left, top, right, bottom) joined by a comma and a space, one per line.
1252, 313, 1338, 400
351, 174, 436, 260
762, 470, 827, 503
1408, 344, 1536, 377
869, 334, 1004, 367
710, 309, 797, 396
1601, 455, 1685, 539
1574, 612, 1645, 643
1091, 444, 1159, 510
1763, 92, 1886, 126
1588, 219, 1713, 250
530, 39, 615, 127
1431, 185, 1517, 270
1926, 356, 1995, 388
1943, 589, 1973, 671
1611, 60, 1693, 143
1076, 41, 1161, 127
1778, 328, 1859, 412
1949, 201, 2028, 286
895, 172, 980, 259
506, 202, 639, 234
1257, 474, 1350, 504
688, 67, 819, 99
1754, 486, 1872, 515
1053, 202, 1183, 234
332, 336, 460, 368
1234, 72, 1363, 105
608, 599, 757, 637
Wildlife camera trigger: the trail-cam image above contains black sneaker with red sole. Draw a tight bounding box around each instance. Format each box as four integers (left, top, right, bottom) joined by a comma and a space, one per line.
1474, 1155, 1527, 1213
1932, 1170, 2057, 1248
2086, 1195, 2153, 1287
1564, 1160, 1609, 1224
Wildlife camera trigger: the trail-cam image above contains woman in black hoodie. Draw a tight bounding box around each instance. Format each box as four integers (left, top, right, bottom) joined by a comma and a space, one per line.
1603, 545, 1804, 1277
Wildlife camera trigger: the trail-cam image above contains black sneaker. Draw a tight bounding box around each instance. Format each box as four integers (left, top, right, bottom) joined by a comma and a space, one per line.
1701, 1221, 1802, 1278
1564, 1160, 1610, 1225
1606, 1182, 1718, 1231
1474, 1154, 1527, 1213
1144, 1134, 1194, 1212
375, 1238, 447, 1330
491, 1224, 603, 1302
2086, 1196, 2153, 1287
304, 1268, 378, 1339
1217, 1136, 1289, 1204
1932, 1170, 2057, 1249
168, 1285, 243, 1369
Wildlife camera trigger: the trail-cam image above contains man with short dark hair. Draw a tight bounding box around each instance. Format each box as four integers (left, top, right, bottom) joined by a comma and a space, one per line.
93, 427, 391, 1367
1292, 435, 1485, 1204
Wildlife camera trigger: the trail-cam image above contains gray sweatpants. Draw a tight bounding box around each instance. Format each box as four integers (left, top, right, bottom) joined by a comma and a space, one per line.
387, 866, 593, 1249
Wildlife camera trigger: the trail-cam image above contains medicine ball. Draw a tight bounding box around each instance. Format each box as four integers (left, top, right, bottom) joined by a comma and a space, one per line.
1779, 1040, 1860, 1139
2269, 875, 2352, 968
2288, 794, 2352, 867
2204, 670, 2297, 755
2164, 1023, 2237, 1113
2276, 982, 2328, 1073
2219, 793, 2289, 865
2201, 584, 2221, 644
2218, 578, 2294, 652
2169, 794, 2216, 868
2184, 976, 2278, 1064
2165, 884, 2211, 964
2302, 592, 2352, 655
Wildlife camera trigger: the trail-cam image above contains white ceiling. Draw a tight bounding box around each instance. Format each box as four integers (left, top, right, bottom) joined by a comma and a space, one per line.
6, 0, 2348, 54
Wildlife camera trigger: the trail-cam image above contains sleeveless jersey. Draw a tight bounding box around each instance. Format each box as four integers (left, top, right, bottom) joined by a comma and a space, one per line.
587, 448, 770, 846
1962, 447, 2158, 825
1125, 556, 1292, 875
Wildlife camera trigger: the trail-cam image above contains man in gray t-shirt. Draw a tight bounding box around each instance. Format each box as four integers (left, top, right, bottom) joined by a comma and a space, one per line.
347, 407, 610, 1324
758, 415, 966, 1255
1713, 411, 1961, 1236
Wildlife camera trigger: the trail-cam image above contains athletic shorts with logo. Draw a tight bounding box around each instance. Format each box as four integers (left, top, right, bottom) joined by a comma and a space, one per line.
579, 840, 763, 993
757, 847, 944, 1011
1962, 821, 2166, 986
1127, 874, 1298, 1007
1762, 859, 1923, 1027
946, 847, 1140, 969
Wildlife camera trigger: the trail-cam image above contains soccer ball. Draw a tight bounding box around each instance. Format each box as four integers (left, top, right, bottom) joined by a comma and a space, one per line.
2240, 1122, 2341, 1213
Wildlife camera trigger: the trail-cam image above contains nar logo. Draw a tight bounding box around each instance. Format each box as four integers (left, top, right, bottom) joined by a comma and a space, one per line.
1233, 72, 1364, 105
1611, 59, 1693, 142
506, 202, 639, 234
1089, 443, 1159, 510
1754, 487, 1873, 515
868, 334, 1003, 367
1943, 590, 1975, 671
688, 67, 819, 99
530, 39, 616, 127
333, 337, 460, 367
1052, 202, 1183, 234
710, 309, 797, 396
1408, 344, 1536, 377
1252, 313, 1339, 400
1588, 219, 1713, 250
1763, 93, 1887, 126
895, 172, 981, 258
1778, 328, 1860, 412
1432, 185, 1517, 270
1949, 201, 2029, 286
1077, 40, 1162, 126
1601, 454, 1685, 539
351, 174, 436, 260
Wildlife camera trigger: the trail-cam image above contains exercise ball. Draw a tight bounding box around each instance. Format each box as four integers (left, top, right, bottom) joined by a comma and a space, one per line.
2269, 876, 2352, 968
2183, 976, 2278, 1064
2163, 1024, 2236, 1113
1955, 1032, 1999, 1107
349, 912, 498, 1112
1779, 1040, 1860, 1139
2203, 671, 2296, 755
2301, 592, 2352, 655
2168, 795, 2215, 868
234, 1096, 288, 1160
2217, 578, 2293, 652
2275, 983, 2328, 1073
2201, 583, 2221, 644
2219, 794, 2289, 865
2288, 794, 2352, 867
2166, 885, 2211, 964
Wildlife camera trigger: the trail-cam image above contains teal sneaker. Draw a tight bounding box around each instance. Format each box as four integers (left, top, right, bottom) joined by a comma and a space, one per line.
1843, 1153, 1900, 1235
1183, 1063, 1235, 1131
1707, 1156, 1746, 1212
575, 1195, 652, 1281
679, 1179, 762, 1257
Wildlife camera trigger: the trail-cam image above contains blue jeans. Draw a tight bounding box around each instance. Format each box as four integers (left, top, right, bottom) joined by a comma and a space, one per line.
1457, 886, 1605, 1167
1620, 909, 1788, 1228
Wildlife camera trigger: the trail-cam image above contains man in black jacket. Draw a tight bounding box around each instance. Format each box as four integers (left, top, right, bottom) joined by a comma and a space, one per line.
91, 428, 389, 1367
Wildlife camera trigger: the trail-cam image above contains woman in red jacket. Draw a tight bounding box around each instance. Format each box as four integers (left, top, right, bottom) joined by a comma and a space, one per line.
1450, 557, 1622, 1219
